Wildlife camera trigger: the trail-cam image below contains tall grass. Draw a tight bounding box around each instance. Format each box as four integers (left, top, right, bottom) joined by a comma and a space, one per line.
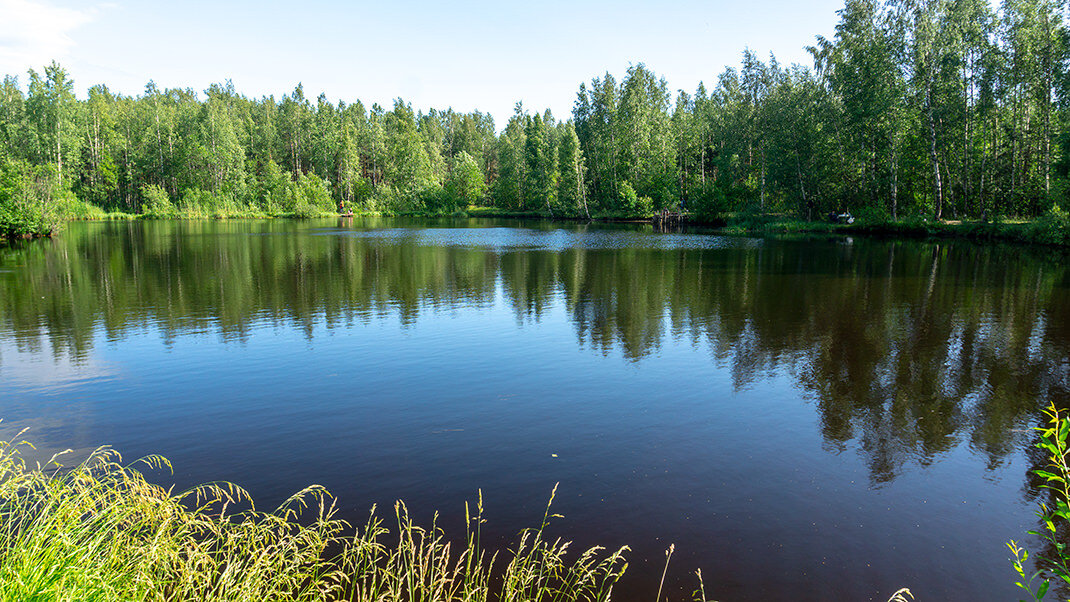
0, 429, 628, 602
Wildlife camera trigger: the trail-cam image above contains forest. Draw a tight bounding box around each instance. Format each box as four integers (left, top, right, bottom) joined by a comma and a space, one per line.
2, 0, 1070, 236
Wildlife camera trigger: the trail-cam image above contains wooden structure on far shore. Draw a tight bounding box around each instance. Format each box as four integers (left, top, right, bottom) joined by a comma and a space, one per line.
652, 210, 686, 229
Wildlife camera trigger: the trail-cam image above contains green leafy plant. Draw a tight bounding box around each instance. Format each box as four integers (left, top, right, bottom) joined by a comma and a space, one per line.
0, 158, 69, 237
1010, 403, 1070, 600
140, 184, 175, 218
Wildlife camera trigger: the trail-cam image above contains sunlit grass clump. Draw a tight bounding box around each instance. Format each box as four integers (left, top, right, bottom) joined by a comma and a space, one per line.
0, 429, 628, 601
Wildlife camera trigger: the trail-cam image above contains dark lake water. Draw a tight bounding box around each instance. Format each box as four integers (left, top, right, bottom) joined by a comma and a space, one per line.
1, 218, 1068, 601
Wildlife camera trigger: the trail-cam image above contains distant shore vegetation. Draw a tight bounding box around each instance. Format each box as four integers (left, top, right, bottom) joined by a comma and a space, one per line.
3, 0, 1070, 243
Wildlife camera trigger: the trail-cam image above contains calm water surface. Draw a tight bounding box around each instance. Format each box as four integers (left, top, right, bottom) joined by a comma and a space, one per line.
1, 218, 1068, 601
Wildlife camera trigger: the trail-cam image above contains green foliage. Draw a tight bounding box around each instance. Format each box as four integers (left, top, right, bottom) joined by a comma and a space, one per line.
3, 0, 1070, 229
25, 62, 80, 189
288, 172, 334, 218
524, 112, 558, 213
0, 157, 69, 236
686, 183, 728, 221
366, 187, 408, 213
59, 197, 106, 220
384, 99, 438, 198
492, 106, 529, 210
140, 184, 174, 218
445, 151, 487, 210
854, 205, 891, 225
1010, 403, 1070, 601
415, 183, 449, 214
177, 188, 215, 218
725, 203, 775, 231
0, 429, 629, 602
1023, 204, 1070, 245
615, 64, 676, 205
616, 181, 653, 216
255, 159, 292, 215
557, 123, 588, 217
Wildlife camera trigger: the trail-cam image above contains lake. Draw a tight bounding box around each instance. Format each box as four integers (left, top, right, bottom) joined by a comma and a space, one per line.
1, 218, 1067, 601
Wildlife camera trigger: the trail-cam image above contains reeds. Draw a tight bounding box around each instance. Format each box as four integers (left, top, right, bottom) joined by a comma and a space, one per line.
0, 429, 628, 602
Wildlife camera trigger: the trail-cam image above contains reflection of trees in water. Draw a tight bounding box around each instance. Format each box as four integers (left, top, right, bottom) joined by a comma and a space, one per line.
1, 220, 1068, 482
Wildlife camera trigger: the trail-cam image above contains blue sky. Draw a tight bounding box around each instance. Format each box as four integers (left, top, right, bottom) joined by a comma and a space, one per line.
0, 0, 845, 125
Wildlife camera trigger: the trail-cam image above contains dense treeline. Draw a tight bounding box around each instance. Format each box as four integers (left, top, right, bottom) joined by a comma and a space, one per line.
2, 0, 1070, 236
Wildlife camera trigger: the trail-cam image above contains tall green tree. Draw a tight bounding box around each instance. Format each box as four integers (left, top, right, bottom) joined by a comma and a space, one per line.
557, 123, 588, 217
25, 62, 80, 188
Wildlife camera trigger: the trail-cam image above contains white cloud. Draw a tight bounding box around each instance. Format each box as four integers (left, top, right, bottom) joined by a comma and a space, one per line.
0, 0, 94, 76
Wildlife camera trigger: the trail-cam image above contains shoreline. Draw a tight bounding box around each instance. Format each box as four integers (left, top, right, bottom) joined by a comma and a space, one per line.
6, 207, 1068, 249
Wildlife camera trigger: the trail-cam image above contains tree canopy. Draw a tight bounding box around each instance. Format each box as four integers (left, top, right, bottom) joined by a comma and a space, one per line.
3, 0, 1070, 229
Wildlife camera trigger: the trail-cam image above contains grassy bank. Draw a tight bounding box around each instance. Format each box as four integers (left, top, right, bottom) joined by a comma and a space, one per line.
467, 207, 1070, 247
470, 206, 1070, 247
710, 214, 1070, 247
0, 429, 629, 602
7, 198, 1069, 249
465, 207, 651, 222
13, 205, 645, 228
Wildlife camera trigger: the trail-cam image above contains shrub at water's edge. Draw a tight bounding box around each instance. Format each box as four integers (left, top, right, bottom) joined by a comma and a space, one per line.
0, 158, 71, 238
0, 429, 628, 602
1010, 403, 1070, 601
690, 209, 1070, 247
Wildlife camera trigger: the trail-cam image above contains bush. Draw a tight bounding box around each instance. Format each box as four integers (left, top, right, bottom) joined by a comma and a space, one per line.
618, 181, 637, 212
0, 159, 70, 237
177, 188, 215, 218
616, 181, 653, 217
288, 172, 334, 218
727, 202, 769, 230
648, 173, 678, 211
1024, 204, 1070, 245
445, 151, 487, 211
366, 184, 448, 215
853, 206, 891, 226
255, 159, 292, 215
140, 184, 175, 218
1009, 403, 1070, 601
65, 198, 108, 220
367, 186, 404, 213
417, 184, 450, 214
688, 183, 733, 221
